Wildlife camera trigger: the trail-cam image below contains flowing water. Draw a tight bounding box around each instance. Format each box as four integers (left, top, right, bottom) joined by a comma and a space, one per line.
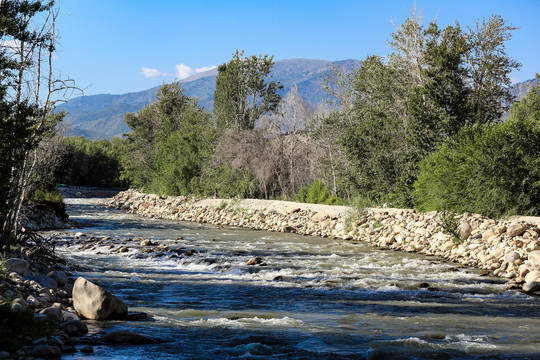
52, 198, 540, 359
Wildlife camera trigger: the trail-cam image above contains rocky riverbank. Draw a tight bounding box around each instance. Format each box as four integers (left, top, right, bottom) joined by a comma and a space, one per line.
109, 189, 540, 295
0, 238, 155, 358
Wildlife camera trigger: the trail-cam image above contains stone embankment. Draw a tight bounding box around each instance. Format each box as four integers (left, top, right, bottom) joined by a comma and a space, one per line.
110, 190, 540, 295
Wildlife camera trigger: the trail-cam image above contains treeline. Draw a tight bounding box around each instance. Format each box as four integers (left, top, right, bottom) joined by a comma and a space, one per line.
57, 12, 540, 218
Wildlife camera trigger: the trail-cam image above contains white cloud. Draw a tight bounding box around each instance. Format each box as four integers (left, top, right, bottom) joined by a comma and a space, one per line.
175, 63, 217, 79
141, 67, 167, 78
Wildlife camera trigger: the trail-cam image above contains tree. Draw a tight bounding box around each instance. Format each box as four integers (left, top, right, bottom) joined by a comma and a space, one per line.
121, 82, 214, 195
408, 22, 471, 155
467, 14, 521, 124
1, 1, 69, 250
213, 50, 283, 131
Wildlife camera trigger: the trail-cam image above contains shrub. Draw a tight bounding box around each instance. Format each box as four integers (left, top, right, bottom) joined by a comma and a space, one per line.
414, 116, 540, 218
295, 180, 344, 205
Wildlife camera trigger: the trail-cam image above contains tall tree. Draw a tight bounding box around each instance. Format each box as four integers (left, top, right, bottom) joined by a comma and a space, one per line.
213, 50, 283, 131
467, 14, 521, 124
121, 82, 214, 195
0, 0, 68, 250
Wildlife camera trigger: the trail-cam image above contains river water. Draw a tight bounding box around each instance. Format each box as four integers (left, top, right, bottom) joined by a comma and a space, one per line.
53, 198, 540, 359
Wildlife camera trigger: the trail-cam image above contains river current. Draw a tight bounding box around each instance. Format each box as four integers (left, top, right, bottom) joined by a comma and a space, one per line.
51, 198, 540, 359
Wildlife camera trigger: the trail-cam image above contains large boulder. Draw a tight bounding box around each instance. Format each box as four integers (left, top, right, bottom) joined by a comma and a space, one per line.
5, 258, 28, 275
72, 277, 127, 320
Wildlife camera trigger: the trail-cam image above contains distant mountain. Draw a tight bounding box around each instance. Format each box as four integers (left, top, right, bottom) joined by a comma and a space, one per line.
57, 59, 537, 140
57, 58, 360, 140
510, 78, 539, 101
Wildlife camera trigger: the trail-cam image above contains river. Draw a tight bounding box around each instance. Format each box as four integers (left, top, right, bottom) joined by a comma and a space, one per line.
51, 198, 540, 359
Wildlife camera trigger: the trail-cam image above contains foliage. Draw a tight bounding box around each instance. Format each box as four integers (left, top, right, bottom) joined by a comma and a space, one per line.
0, 303, 53, 354
213, 50, 283, 131
121, 82, 215, 195
56, 136, 127, 188
295, 180, 344, 205
438, 211, 462, 243
414, 83, 540, 217
313, 11, 521, 213
199, 165, 256, 199
29, 189, 63, 203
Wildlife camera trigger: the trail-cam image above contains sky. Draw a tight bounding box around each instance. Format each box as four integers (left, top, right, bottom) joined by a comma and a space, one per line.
54, 0, 539, 96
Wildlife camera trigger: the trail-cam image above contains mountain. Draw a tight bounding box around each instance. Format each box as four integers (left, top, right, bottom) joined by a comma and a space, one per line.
510, 78, 539, 100
57, 59, 537, 140
57, 58, 360, 140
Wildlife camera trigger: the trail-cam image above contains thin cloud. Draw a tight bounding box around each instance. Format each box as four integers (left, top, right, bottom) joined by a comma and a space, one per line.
141, 67, 167, 78
175, 63, 217, 79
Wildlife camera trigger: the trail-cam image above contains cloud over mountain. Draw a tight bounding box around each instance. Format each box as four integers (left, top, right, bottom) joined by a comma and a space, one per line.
175, 63, 217, 79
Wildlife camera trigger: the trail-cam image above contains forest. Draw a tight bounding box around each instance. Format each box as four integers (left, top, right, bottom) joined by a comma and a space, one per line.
2, 4, 540, 251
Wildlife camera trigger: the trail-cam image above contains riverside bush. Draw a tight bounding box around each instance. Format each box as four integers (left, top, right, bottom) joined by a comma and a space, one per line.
414, 116, 540, 218
295, 180, 344, 205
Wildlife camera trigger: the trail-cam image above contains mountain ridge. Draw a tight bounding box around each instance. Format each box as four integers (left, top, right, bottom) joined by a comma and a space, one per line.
57, 59, 537, 140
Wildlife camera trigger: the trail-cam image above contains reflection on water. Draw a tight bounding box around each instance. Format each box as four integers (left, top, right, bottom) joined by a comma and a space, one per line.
52, 198, 540, 359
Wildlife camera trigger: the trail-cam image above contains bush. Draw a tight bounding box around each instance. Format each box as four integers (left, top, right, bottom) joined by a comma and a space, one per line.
414, 115, 540, 218
295, 180, 344, 205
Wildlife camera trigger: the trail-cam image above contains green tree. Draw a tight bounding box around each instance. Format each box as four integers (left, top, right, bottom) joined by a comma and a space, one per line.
414, 80, 540, 217
121, 82, 214, 195
467, 14, 521, 124
213, 50, 283, 131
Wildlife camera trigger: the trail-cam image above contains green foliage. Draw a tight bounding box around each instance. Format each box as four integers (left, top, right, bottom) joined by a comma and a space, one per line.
438, 211, 462, 243
213, 50, 283, 131
0, 303, 53, 354
414, 86, 540, 217
341, 55, 417, 206
29, 189, 63, 203
295, 180, 343, 205
199, 166, 256, 198
0, 256, 10, 282
121, 82, 215, 195
56, 136, 127, 188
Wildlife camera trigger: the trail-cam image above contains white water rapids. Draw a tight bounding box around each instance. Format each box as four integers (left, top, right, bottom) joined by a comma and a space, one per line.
49, 198, 540, 359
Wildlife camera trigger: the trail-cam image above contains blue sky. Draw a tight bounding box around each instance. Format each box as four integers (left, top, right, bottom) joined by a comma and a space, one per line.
55, 0, 539, 96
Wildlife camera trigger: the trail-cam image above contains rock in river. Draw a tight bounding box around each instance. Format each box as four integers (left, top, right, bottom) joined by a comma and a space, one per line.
102, 330, 159, 344
72, 277, 128, 320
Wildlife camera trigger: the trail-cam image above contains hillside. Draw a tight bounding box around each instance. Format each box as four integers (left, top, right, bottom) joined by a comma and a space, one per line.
57, 59, 537, 140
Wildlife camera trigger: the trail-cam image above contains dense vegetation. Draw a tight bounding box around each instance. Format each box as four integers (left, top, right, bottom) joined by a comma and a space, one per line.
54, 11, 540, 220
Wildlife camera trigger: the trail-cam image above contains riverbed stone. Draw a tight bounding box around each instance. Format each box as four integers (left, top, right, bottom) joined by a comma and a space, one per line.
47, 270, 68, 287
29, 345, 61, 359
458, 222, 472, 239
522, 281, 540, 293
507, 223, 528, 237
72, 277, 127, 320
528, 250, 540, 268
5, 258, 29, 275
102, 330, 159, 344
39, 306, 63, 323
524, 270, 540, 284
26, 274, 58, 289
246, 257, 263, 266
